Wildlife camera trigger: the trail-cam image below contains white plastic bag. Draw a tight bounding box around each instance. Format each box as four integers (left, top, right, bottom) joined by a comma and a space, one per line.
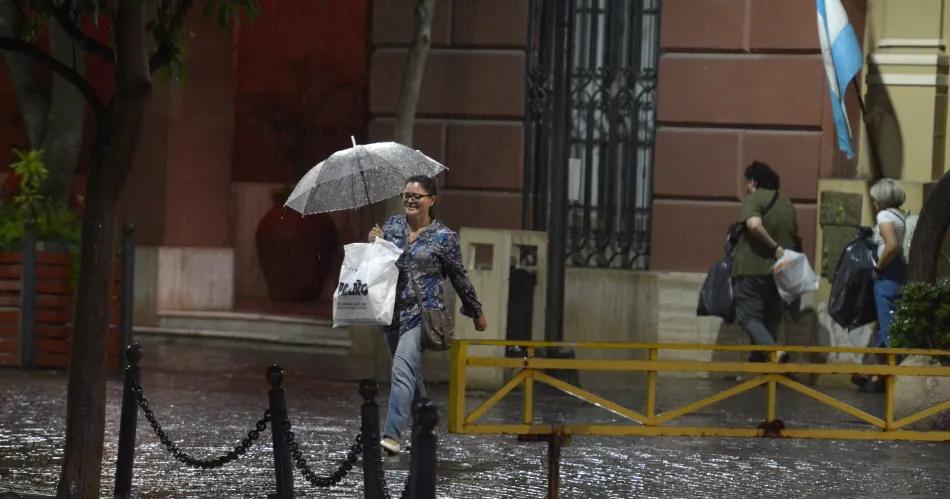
771, 249, 819, 304
332, 237, 402, 327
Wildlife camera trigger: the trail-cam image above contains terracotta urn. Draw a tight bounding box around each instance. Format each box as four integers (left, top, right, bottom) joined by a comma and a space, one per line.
255, 199, 338, 302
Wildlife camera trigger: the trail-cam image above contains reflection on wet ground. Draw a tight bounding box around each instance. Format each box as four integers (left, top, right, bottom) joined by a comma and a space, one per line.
1, 335, 947, 498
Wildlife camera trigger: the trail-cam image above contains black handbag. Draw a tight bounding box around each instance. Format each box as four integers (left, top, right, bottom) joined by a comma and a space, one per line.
697, 244, 736, 323
408, 262, 455, 351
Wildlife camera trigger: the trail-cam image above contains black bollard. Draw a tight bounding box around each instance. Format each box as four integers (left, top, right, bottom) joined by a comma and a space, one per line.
406, 398, 425, 496
408, 401, 438, 499
359, 379, 383, 499
267, 365, 295, 499
114, 343, 143, 499
118, 222, 136, 373
19, 217, 36, 369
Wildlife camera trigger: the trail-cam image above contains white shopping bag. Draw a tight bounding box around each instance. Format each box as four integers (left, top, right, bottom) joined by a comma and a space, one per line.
333, 237, 402, 327
771, 249, 819, 304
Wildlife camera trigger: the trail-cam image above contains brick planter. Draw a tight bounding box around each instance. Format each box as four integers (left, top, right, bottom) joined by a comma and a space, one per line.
0, 251, 123, 369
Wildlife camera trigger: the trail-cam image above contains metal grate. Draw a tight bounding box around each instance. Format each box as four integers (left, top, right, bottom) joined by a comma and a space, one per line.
525, 0, 661, 269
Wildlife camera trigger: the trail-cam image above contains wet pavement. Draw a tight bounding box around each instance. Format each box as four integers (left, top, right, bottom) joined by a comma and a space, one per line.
1, 335, 948, 498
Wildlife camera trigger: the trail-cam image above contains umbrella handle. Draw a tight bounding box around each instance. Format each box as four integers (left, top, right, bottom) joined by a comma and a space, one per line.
352, 136, 378, 223
359, 168, 377, 223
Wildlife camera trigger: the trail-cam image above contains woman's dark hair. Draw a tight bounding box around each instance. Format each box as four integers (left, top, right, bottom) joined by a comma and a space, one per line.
405, 175, 438, 217
406, 174, 438, 196
744, 160, 780, 190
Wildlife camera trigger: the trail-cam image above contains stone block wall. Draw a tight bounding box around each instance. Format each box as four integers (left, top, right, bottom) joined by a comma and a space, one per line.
367, 0, 527, 230
650, 0, 868, 272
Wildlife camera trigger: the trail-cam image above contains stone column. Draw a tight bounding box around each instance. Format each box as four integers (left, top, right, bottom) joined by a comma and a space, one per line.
858, 0, 950, 182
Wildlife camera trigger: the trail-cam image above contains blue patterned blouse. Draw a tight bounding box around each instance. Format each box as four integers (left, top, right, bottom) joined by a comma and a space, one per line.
381, 214, 483, 335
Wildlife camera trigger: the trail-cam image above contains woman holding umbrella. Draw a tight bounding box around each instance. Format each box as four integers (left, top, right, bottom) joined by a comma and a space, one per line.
368, 175, 488, 455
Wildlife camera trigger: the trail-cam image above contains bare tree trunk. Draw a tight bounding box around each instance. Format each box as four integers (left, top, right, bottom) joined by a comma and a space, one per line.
908, 171, 950, 283
393, 0, 436, 147
385, 0, 436, 218
42, 7, 87, 204
56, 0, 151, 495
0, 0, 49, 146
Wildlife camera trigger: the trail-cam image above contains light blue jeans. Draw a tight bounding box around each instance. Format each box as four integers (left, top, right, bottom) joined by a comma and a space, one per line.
873, 260, 907, 348
383, 325, 427, 442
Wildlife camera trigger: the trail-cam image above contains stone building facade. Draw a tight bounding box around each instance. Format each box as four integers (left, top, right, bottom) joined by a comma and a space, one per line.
1, 1, 947, 346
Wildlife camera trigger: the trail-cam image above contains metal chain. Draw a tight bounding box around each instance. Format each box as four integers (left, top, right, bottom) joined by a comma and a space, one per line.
133, 381, 271, 469
373, 444, 413, 499
283, 420, 362, 488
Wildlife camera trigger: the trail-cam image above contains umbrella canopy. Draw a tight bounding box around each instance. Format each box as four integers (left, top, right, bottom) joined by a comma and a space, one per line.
284, 141, 447, 216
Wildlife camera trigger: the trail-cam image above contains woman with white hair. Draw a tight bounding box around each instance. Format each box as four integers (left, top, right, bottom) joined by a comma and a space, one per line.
856, 178, 908, 391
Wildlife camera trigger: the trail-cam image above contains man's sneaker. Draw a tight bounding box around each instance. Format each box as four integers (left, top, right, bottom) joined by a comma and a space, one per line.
777, 351, 790, 364
863, 375, 886, 393
380, 437, 401, 456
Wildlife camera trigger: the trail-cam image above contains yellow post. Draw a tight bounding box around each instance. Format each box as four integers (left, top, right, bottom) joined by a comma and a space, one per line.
524, 347, 535, 425
766, 351, 777, 422
885, 353, 896, 430
646, 348, 657, 424
448, 341, 468, 433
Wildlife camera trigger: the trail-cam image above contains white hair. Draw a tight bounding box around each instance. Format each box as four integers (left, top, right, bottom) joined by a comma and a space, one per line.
869, 178, 906, 209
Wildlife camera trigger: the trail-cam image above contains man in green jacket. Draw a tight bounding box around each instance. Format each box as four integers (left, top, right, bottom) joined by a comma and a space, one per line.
732, 161, 800, 362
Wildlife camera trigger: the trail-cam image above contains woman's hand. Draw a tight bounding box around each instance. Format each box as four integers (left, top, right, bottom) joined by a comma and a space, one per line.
773, 245, 784, 260
367, 224, 382, 242
473, 315, 487, 331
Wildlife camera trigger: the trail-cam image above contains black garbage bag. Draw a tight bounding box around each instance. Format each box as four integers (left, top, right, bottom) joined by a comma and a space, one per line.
829, 227, 877, 329
697, 247, 736, 323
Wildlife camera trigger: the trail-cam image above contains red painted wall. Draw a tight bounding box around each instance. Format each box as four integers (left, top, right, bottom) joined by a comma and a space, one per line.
0, 66, 28, 169
118, 10, 236, 248
233, 0, 369, 184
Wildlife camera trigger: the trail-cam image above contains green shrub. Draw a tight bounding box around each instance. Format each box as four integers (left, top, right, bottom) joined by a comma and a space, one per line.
890, 278, 950, 364
0, 148, 82, 252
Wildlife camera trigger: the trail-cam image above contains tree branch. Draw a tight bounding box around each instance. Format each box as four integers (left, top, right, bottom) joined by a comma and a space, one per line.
34, 0, 114, 61
148, 0, 194, 74
0, 36, 105, 117
393, 0, 436, 147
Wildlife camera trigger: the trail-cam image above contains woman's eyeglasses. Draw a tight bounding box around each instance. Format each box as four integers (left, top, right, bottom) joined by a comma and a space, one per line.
402, 193, 432, 201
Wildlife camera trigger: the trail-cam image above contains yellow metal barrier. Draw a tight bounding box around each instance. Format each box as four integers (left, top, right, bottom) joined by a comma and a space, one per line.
448, 340, 950, 441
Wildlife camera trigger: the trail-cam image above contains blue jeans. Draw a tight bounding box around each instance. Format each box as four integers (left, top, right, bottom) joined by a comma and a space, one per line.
383, 325, 427, 442
873, 261, 907, 348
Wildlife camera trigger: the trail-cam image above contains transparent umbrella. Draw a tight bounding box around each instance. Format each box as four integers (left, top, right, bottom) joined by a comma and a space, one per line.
284, 137, 447, 221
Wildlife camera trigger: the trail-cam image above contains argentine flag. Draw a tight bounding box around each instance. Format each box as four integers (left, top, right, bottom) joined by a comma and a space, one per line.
816, 0, 863, 159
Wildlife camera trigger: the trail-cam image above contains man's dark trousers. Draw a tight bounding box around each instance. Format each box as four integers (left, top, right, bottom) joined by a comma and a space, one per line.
734, 275, 781, 362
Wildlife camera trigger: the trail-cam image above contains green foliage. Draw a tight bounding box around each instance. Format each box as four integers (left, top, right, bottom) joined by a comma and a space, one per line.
19, 1, 260, 81
10, 148, 46, 217
890, 278, 950, 363
151, 0, 261, 81
203, 0, 262, 30
0, 149, 81, 252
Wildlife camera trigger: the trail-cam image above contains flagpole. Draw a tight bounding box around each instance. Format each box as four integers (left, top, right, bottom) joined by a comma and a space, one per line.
850, 79, 884, 181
